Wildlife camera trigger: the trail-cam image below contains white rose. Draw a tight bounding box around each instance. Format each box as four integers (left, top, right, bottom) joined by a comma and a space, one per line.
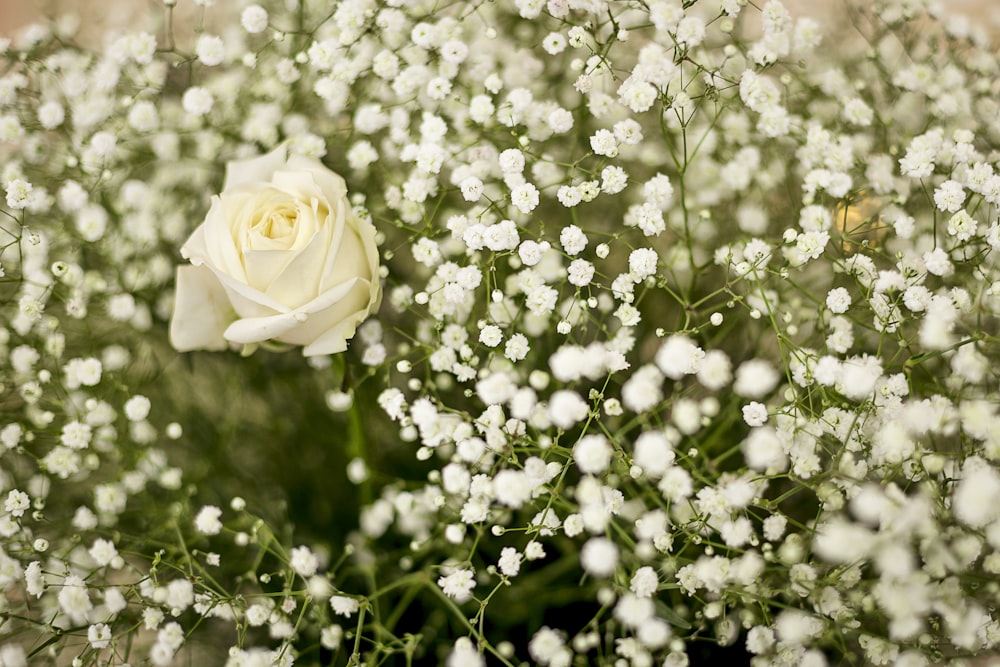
169, 145, 381, 356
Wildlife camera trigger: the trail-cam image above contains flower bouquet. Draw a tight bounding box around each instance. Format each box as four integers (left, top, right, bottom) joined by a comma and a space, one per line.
1, 0, 999, 665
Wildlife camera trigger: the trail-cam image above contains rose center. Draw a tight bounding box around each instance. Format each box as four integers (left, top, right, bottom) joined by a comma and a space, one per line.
253, 203, 298, 239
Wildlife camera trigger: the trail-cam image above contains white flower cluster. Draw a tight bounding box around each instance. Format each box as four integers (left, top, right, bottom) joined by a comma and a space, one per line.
1, 0, 1000, 665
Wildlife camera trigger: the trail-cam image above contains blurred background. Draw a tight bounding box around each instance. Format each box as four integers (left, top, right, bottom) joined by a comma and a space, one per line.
1, 0, 998, 36
0, 0, 206, 37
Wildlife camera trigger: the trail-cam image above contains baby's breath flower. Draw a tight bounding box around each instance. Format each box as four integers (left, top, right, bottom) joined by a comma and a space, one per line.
574, 435, 613, 475
742, 402, 769, 427
510, 183, 540, 214
4, 490, 29, 517
196, 35, 226, 67
330, 594, 360, 617
289, 546, 319, 578
182, 87, 214, 116
581, 537, 618, 578
437, 568, 476, 603
240, 5, 268, 33
5, 2, 1000, 665
194, 505, 223, 535
87, 623, 112, 649
5, 179, 32, 209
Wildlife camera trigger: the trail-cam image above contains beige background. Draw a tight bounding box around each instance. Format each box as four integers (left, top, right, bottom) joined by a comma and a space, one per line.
1, 0, 998, 36
1, 1, 38, 33
0, 0, 199, 37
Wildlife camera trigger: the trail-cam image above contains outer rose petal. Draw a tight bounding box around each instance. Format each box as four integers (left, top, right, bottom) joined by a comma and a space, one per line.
222, 278, 363, 350
223, 144, 289, 189
287, 154, 348, 202
302, 305, 372, 356
169, 265, 232, 352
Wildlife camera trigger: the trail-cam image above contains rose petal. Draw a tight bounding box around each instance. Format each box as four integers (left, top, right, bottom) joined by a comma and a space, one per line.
318, 216, 366, 292
221, 310, 303, 345
287, 154, 348, 202
303, 317, 365, 356
340, 213, 381, 294
270, 170, 326, 204
262, 225, 331, 309
206, 264, 289, 318
273, 279, 373, 350
223, 144, 289, 189
301, 302, 376, 356
222, 277, 362, 345
244, 247, 303, 294
169, 265, 232, 352
185, 197, 250, 283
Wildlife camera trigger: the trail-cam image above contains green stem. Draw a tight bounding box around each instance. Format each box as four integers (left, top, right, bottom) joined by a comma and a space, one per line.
347, 391, 372, 508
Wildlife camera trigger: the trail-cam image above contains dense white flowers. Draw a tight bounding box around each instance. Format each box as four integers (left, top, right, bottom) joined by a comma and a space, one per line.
3, 2, 1000, 666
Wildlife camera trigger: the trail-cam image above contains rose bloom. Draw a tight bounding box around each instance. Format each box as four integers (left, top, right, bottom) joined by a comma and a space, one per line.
170, 145, 381, 356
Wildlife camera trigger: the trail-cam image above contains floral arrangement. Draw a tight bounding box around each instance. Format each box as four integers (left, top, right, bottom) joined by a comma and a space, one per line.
1, 0, 999, 665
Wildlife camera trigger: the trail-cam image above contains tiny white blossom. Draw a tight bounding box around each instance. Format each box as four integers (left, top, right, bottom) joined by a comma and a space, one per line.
734, 359, 780, 398
947, 210, 977, 241
459, 176, 483, 202
194, 505, 223, 535
630, 566, 659, 597
560, 225, 588, 255
38, 101, 65, 129
196, 34, 226, 66
5, 179, 32, 209
601, 166, 628, 194
479, 325, 502, 348
510, 183, 539, 213
549, 390, 590, 430
742, 402, 769, 427
633, 431, 674, 478
88, 538, 120, 568
590, 129, 618, 157
628, 248, 659, 279
581, 537, 619, 578
498, 149, 525, 174
88, 623, 112, 649
542, 32, 567, 55
548, 108, 574, 133
529, 627, 569, 666
923, 247, 952, 276
241, 5, 269, 33
4, 490, 29, 517
438, 568, 476, 602
58, 575, 93, 624
574, 435, 613, 475
567, 259, 595, 287
330, 594, 361, 617
842, 97, 873, 126
498, 547, 523, 577
826, 287, 852, 313
933, 179, 966, 212
290, 546, 319, 577
504, 334, 529, 362
182, 87, 214, 116
124, 395, 152, 421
